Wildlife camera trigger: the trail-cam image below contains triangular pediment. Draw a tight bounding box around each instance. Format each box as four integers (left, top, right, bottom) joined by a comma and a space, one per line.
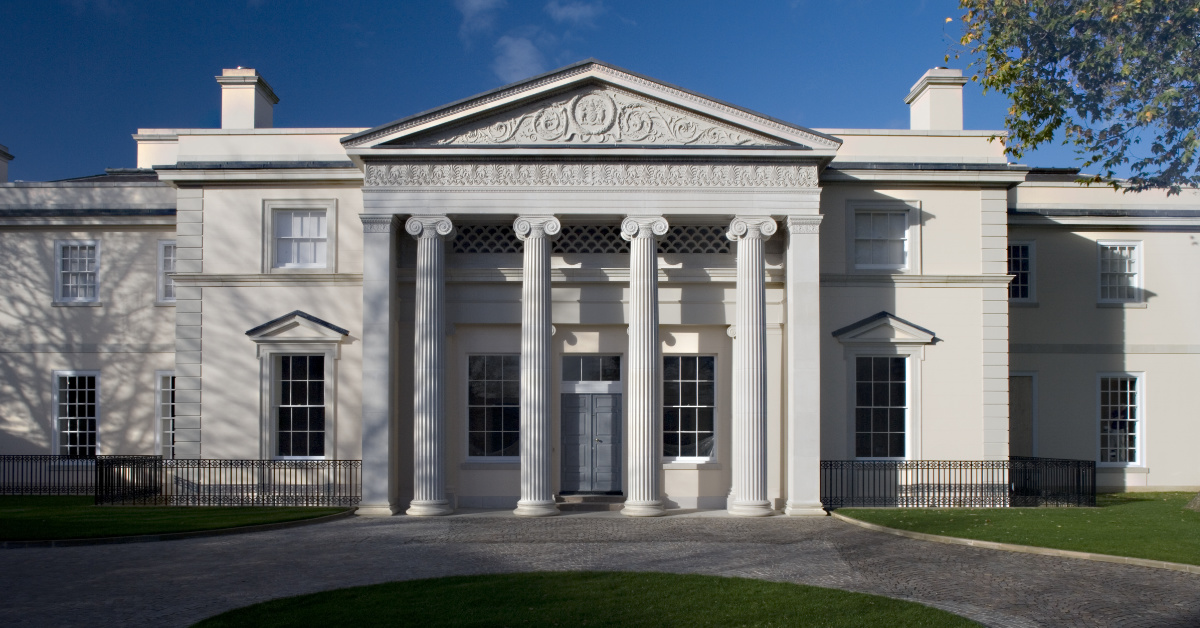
342, 60, 842, 151
246, 310, 348, 342
832, 312, 938, 345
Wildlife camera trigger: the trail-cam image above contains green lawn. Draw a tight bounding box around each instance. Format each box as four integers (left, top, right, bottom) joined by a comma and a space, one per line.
193, 572, 979, 627
840, 492, 1200, 565
0, 496, 347, 541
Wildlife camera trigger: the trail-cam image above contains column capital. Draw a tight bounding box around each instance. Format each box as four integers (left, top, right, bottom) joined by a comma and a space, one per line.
406, 215, 455, 240
513, 215, 562, 241
360, 214, 399, 233
727, 216, 777, 242
785, 215, 823, 235
621, 215, 669, 241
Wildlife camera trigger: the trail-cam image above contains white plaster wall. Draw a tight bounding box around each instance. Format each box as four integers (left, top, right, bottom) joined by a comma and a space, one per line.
197, 285, 363, 460
0, 226, 176, 454
1010, 225, 1200, 489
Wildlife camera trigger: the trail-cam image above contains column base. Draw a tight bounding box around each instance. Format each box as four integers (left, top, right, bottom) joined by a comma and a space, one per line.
728, 500, 775, 517
784, 501, 828, 517
356, 504, 401, 517
514, 500, 560, 517
407, 500, 454, 516
621, 501, 665, 517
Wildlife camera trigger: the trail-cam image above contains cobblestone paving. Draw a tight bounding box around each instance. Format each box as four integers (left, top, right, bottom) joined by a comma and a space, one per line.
3, 510, 1199, 627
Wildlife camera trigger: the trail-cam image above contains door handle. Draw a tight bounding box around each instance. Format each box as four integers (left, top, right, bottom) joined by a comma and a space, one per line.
595, 438, 602, 442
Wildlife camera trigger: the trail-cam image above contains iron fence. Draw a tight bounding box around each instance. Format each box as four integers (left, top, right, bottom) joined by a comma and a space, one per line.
0, 454, 97, 495
820, 457, 1096, 509
95, 458, 362, 506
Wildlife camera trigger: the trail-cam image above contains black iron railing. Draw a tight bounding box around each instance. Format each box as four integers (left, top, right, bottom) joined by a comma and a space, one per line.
820, 457, 1096, 509
94, 457, 362, 506
0, 454, 97, 495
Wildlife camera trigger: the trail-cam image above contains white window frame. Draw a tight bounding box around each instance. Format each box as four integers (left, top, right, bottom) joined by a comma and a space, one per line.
845, 349, 919, 460
53, 239, 101, 305
155, 370, 176, 458
1097, 240, 1144, 306
1097, 372, 1145, 468
156, 240, 177, 305
51, 370, 100, 457
662, 354, 718, 463
846, 200, 922, 274
465, 354, 521, 461
1008, 241, 1037, 304
262, 199, 338, 274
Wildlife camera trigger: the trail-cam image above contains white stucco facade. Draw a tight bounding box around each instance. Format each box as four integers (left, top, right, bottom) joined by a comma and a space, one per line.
2, 61, 1198, 514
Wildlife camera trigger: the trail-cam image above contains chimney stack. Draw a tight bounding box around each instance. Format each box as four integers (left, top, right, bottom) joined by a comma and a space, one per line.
216, 68, 279, 129
905, 68, 969, 131
0, 144, 12, 183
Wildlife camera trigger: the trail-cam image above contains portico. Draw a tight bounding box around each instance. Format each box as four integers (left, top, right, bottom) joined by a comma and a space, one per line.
346, 60, 837, 516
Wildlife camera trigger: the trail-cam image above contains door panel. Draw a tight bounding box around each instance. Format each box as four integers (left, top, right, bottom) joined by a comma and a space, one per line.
560, 393, 622, 493
1009, 375, 1035, 457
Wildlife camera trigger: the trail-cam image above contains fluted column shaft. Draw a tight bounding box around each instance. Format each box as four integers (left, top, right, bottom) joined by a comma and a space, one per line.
514, 216, 561, 517
358, 214, 399, 516
728, 216, 776, 517
621, 215, 669, 517
784, 215, 827, 516
406, 216, 454, 516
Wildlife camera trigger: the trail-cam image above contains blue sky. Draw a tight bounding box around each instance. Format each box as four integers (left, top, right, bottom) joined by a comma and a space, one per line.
1, 0, 1086, 182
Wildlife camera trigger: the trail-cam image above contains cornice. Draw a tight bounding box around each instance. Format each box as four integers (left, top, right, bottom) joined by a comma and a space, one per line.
364, 162, 819, 189
820, 274, 1012, 287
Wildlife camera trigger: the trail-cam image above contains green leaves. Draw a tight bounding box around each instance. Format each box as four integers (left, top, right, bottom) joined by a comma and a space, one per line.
959, 0, 1200, 194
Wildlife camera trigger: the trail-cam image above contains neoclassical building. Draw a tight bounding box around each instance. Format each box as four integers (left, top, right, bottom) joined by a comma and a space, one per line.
2, 61, 1198, 515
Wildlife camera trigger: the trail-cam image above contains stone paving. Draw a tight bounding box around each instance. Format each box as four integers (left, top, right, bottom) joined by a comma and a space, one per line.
3, 510, 1199, 627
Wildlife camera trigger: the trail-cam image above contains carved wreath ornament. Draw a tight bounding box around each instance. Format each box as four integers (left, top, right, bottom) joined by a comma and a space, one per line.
365, 163, 818, 188
415, 88, 780, 147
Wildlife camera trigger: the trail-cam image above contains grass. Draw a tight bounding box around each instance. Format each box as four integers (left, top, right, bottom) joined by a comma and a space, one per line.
0, 496, 347, 541
193, 571, 979, 627
840, 492, 1200, 565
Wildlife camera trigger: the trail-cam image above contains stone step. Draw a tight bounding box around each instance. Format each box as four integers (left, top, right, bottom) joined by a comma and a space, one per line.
556, 494, 625, 511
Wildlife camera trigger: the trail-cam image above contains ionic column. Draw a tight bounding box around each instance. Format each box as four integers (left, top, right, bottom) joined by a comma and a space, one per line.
406, 215, 454, 516
514, 216, 561, 517
358, 214, 399, 516
784, 215, 827, 516
621, 215, 669, 517
728, 216, 776, 517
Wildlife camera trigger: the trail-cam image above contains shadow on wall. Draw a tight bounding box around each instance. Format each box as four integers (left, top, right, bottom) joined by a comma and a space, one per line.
1009, 227, 1156, 492
0, 232, 166, 455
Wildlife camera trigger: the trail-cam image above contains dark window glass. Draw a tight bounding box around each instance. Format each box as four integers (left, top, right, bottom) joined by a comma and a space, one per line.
469, 355, 520, 457
854, 356, 906, 458
662, 356, 717, 459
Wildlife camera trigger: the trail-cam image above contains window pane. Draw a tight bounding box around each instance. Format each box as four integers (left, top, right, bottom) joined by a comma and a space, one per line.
468, 354, 520, 457
662, 355, 716, 459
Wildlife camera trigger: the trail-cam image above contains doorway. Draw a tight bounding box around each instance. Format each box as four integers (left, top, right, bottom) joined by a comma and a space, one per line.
1009, 373, 1037, 457
560, 355, 622, 494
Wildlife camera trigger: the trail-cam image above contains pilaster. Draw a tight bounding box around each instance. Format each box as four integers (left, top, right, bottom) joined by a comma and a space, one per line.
406, 215, 455, 516
783, 215, 826, 515
513, 215, 561, 517
358, 214, 399, 516
621, 215, 669, 517
981, 189, 1010, 460
727, 215, 776, 517
172, 188, 204, 458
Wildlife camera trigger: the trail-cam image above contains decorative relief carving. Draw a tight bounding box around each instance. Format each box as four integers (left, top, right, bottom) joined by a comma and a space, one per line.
408, 86, 782, 147
405, 215, 455, 239
620, 216, 670, 241
365, 163, 818, 188
360, 215, 398, 233
727, 216, 778, 241
785, 215, 823, 234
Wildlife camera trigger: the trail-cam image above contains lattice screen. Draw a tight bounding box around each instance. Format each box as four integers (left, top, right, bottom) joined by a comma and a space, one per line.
451, 225, 523, 253
659, 225, 731, 254
554, 225, 630, 254
451, 224, 733, 255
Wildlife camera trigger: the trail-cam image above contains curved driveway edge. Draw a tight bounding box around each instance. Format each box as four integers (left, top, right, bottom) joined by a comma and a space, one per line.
0, 508, 355, 549
831, 511, 1200, 575
4, 511, 1199, 628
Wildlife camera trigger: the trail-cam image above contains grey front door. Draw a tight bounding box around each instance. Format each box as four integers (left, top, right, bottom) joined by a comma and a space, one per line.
561, 393, 622, 493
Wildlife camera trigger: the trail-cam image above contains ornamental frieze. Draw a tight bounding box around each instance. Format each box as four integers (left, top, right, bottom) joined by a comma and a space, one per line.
404, 86, 783, 147
364, 163, 818, 188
